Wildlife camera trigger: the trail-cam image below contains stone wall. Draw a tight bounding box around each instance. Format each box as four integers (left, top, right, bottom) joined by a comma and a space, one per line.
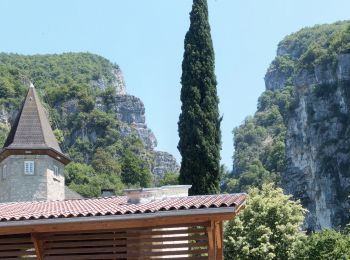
0, 155, 65, 202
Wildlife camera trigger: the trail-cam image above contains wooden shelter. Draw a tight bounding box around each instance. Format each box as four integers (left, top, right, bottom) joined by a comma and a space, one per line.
0, 193, 245, 259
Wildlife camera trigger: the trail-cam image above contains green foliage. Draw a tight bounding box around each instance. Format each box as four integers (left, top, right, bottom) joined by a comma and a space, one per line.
92, 148, 121, 176
222, 87, 295, 192
121, 148, 153, 188
0, 123, 9, 147
53, 129, 64, 144
271, 21, 350, 74
268, 56, 295, 74
65, 162, 96, 186
296, 229, 350, 259
178, 0, 221, 195
257, 86, 296, 122
224, 183, 307, 260
65, 161, 124, 198
0, 52, 154, 197
223, 86, 295, 193
69, 173, 124, 198
159, 172, 180, 186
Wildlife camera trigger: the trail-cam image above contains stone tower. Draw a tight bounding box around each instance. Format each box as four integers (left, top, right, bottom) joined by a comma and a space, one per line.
0, 83, 70, 202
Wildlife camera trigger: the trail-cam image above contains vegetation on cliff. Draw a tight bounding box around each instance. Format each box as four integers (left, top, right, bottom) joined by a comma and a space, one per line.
0, 52, 153, 196
224, 21, 350, 195
178, 0, 221, 195
269, 21, 350, 74
222, 86, 295, 193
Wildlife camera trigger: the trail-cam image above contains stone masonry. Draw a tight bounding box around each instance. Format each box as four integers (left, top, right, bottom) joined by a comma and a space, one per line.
0, 155, 65, 202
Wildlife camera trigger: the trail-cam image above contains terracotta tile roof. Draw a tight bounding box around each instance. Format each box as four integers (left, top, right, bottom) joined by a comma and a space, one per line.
0, 193, 246, 222
3, 84, 62, 153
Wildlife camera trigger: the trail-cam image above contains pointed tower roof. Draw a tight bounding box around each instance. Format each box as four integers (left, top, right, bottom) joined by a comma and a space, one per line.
0, 84, 70, 164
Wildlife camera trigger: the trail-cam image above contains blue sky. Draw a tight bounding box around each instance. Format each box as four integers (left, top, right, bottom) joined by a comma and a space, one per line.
0, 0, 349, 169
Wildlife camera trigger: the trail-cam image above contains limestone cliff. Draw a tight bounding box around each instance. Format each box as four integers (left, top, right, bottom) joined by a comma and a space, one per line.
265, 22, 350, 230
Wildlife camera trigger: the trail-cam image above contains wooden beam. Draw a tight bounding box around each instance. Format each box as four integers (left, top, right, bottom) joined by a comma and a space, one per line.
215, 221, 223, 260
31, 233, 45, 260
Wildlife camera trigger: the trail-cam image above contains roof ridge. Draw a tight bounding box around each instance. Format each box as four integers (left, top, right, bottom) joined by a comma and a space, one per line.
31, 87, 47, 149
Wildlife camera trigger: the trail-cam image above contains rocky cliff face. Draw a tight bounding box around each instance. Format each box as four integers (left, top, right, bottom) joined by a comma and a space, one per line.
62, 67, 179, 181
265, 23, 350, 230
152, 151, 180, 184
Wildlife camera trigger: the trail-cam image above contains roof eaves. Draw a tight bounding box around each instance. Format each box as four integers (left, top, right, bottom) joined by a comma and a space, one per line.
0, 206, 237, 229
0, 147, 71, 165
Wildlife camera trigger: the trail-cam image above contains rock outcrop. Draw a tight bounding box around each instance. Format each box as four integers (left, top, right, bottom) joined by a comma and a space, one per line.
91, 67, 127, 95
265, 23, 350, 230
152, 151, 180, 185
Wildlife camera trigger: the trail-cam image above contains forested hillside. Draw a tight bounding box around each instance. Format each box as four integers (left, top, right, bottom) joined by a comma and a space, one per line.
224, 21, 350, 230
0, 52, 179, 197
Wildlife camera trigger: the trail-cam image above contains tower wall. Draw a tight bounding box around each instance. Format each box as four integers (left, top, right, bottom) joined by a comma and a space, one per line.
0, 155, 65, 203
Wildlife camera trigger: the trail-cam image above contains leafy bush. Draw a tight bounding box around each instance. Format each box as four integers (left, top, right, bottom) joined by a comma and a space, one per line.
296, 229, 350, 259
159, 172, 180, 186
224, 183, 306, 260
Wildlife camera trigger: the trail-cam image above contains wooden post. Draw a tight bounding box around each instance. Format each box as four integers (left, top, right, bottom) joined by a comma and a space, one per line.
207, 221, 215, 259
215, 221, 224, 260
31, 233, 45, 260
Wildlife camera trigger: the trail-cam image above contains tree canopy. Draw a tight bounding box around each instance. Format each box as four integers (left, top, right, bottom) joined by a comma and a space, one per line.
224, 183, 306, 260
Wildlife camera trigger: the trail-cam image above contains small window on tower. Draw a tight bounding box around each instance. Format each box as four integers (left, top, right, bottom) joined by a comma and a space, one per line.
2, 165, 7, 180
24, 161, 34, 175
54, 165, 59, 176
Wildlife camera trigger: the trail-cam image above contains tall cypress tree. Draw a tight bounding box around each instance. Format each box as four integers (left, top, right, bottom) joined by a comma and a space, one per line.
178, 0, 221, 195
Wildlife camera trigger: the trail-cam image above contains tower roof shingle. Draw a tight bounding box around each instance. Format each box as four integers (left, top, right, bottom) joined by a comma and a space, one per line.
1, 84, 70, 164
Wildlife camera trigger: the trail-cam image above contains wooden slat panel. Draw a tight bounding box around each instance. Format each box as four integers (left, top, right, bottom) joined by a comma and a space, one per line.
0, 225, 210, 259
130, 258, 208, 260
127, 248, 208, 257
43, 228, 205, 242
0, 243, 33, 250
41, 224, 209, 259
45, 246, 127, 254
45, 239, 127, 248
0, 237, 32, 244
44, 232, 127, 241
127, 241, 208, 250
126, 258, 207, 260
0, 234, 36, 259
45, 253, 128, 260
